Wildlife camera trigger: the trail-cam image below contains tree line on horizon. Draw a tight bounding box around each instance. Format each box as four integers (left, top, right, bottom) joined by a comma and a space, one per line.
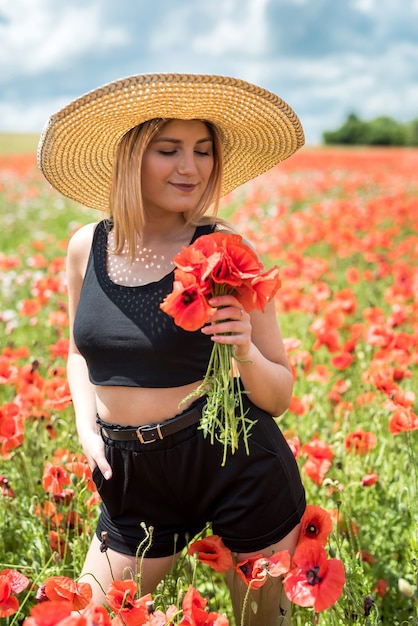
323, 113, 418, 146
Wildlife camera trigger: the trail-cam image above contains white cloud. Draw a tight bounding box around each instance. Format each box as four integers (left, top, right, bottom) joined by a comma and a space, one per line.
257, 39, 418, 143
0, 0, 127, 81
149, 0, 269, 58
193, 0, 270, 56
351, 0, 375, 13
0, 97, 70, 133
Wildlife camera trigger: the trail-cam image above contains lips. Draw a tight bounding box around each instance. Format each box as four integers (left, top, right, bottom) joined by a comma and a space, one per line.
170, 182, 198, 192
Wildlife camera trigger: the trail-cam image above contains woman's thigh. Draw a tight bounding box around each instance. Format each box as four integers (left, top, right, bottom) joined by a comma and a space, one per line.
79, 534, 179, 605
226, 523, 301, 626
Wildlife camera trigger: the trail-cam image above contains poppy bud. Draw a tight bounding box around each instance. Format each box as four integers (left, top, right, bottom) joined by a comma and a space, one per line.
100, 530, 109, 552
363, 594, 374, 616
398, 578, 415, 598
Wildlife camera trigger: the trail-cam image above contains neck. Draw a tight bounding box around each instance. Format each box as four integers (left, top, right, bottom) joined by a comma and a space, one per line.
139, 215, 191, 246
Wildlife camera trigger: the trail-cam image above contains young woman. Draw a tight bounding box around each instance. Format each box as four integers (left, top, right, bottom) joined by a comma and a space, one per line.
38, 74, 306, 625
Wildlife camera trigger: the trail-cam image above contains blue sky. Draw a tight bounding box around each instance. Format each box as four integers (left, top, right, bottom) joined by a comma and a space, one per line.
1, 0, 417, 144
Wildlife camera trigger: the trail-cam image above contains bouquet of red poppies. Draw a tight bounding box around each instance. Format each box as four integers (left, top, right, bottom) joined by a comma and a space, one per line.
160, 231, 281, 464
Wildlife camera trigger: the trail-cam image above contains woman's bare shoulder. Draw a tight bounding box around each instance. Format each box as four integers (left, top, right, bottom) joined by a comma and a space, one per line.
68, 222, 100, 252
66, 222, 101, 274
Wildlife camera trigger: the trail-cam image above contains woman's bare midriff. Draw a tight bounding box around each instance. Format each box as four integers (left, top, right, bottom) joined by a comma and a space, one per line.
94, 380, 204, 427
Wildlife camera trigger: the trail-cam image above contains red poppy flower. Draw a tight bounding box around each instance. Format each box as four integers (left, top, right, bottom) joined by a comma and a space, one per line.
302, 436, 334, 462
301, 436, 334, 485
1, 569, 30, 594
374, 579, 388, 597
364, 364, 398, 395
163, 232, 280, 327
48, 531, 67, 559
310, 322, 340, 353
289, 348, 313, 373
179, 585, 209, 625
345, 267, 359, 284
22, 600, 73, 626
47, 310, 69, 327
298, 505, 333, 546
106, 579, 139, 613
328, 378, 350, 403
332, 288, 357, 314
0, 580, 19, 618
267, 551, 292, 578
0, 403, 24, 458
160, 270, 214, 331
0, 359, 19, 385
283, 541, 345, 612
331, 352, 354, 370
42, 462, 71, 494
48, 338, 70, 359
303, 457, 332, 486
0, 569, 29, 618
81, 603, 112, 625
355, 391, 376, 406
188, 535, 234, 573
365, 324, 394, 348
205, 232, 263, 286
106, 580, 152, 626
235, 554, 264, 588
285, 435, 301, 459
179, 585, 228, 626
173, 239, 221, 282
360, 551, 377, 565
249, 268, 281, 311
385, 388, 415, 409
43, 377, 72, 411
389, 407, 418, 434
41, 576, 92, 611
361, 473, 379, 486
344, 429, 377, 455
236, 551, 291, 589
19, 299, 41, 317
66, 456, 96, 493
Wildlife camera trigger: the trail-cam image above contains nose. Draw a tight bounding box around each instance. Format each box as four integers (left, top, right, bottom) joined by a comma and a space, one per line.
177, 149, 198, 176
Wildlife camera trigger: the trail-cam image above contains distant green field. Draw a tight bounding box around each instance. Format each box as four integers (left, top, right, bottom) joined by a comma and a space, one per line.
0, 132, 40, 154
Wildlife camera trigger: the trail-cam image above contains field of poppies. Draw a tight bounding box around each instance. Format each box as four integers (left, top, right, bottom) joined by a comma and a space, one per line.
0, 142, 417, 625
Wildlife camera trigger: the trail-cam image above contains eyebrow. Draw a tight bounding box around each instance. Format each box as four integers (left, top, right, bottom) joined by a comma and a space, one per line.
153, 136, 213, 145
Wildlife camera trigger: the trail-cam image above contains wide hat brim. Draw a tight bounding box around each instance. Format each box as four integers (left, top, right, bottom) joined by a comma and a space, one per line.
38, 73, 305, 211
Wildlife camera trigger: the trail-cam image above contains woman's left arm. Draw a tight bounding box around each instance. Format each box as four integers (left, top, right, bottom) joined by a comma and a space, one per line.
201, 295, 293, 416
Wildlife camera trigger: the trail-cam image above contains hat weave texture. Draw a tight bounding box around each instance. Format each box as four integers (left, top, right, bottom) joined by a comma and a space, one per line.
38, 73, 304, 211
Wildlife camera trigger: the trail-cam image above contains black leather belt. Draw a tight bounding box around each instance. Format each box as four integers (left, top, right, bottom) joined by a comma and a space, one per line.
100, 402, 203, 444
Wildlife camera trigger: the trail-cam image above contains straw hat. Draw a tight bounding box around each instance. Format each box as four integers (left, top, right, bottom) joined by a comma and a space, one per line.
38, 73, 304, 211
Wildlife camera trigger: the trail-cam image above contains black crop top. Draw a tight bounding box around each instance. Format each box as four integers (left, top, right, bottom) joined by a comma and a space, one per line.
73, 220, 216, 388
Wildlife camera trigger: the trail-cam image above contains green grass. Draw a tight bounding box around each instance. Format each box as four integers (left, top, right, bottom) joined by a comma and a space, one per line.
0, 132, 40, 154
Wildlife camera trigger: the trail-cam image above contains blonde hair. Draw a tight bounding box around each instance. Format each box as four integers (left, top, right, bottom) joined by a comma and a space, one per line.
109, 118, 224, 260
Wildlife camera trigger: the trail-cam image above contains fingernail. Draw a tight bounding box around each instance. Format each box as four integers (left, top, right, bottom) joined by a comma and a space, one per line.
104, 470, 111, 480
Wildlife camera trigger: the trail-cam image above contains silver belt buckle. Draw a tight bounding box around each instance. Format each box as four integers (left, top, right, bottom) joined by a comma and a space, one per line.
136, 424, 163, 444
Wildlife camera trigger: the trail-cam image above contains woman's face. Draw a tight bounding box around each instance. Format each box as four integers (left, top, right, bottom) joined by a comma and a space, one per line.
141, 119, 215, 217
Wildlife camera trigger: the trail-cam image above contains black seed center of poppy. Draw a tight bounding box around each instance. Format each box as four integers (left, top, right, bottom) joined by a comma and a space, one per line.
307, 524, 319, 535
182, 292, 196, 304
307, 566, 323, 586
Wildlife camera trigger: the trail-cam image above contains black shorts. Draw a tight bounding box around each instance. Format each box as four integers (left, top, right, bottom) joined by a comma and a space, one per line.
93, 397, 306, 558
